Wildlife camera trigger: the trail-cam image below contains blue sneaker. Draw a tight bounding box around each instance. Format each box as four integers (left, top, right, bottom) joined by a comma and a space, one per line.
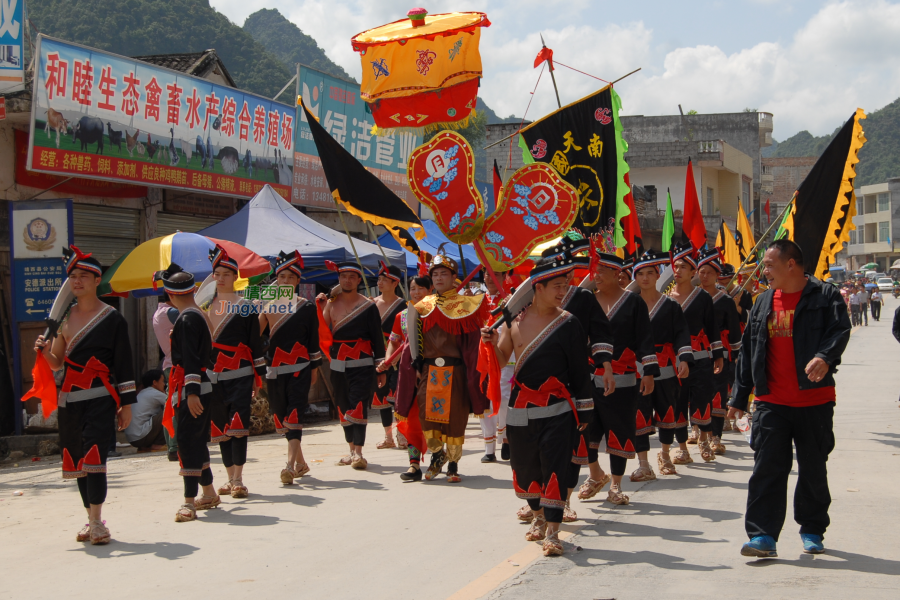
801, 533, 824, 554
741, 535, 778, 558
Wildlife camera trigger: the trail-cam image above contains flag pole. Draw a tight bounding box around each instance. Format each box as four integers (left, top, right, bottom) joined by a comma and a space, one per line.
367, 222, 407, 300
725, 193, 796, 289
540, 34, 562, 109
333, 199, 372, 295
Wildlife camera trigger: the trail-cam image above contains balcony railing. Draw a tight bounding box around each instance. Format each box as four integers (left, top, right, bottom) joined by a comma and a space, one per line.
758, 112, 774, 130
698, 140, 723, 154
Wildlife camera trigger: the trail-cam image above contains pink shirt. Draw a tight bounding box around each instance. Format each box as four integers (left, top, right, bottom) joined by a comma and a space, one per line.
152, 301, 175, 370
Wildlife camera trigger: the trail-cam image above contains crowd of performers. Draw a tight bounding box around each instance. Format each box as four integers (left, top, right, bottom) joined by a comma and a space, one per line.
35, 238, 754, 553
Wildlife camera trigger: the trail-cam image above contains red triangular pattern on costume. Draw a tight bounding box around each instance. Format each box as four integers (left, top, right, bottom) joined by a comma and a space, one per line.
573, 435, 587, 458
229, 413, 245, 431
272, 414, 284, 430
337, 406, 347, 424
692, 408, 702, 421
607, 430, 623, 451
211, 422, 226, 439
286, 409, 299, 424
543, 473, 561, 501
624, 439, 635, 453
712, 392, 722, 409
82, 444, 101, 467
701, 405, 711, 420
676, 413, 688, 424
371, 392, 386, 408
661, 406, 675, 423
76, 458, 84, 471
527, 481, 542, 496
62, 448, 77, 473
513, 470, 527, 495
346, 401, 365, 421
636, 411, 649, 430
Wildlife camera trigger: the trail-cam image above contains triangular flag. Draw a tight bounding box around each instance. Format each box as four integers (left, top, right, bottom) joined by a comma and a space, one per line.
662, 189, 676, 252
681, 159, 707, 251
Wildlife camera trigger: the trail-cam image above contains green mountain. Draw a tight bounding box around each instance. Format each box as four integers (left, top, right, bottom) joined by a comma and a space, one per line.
477, 97, 520, 125
26, 0, 292, 98
242, 9, 355, 83
765, 100, 900, 185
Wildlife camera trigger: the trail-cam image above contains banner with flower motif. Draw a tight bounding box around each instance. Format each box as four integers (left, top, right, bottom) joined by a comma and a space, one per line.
407, 130, 485, 244
475, 163, 580, 272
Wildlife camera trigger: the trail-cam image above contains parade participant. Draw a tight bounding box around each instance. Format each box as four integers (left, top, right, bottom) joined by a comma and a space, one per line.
372, 262, 406, 449
317, 262, 386, 470
718, 264, 752, 432
697, 249, 742, 455
260, 251, 322, 485
479, 268, 511, 463
579, 249, 658, 505
380, 275, 433, 481
394, 250, 490, 483
729, 240, 851, 557
482, 255, 594, 556
156, 264, 218, 523
152, 292, 179, 460
631, 249, 693, 478
33, 246, 136, 544
204, 245, 266, 498
668, 243, 724, 463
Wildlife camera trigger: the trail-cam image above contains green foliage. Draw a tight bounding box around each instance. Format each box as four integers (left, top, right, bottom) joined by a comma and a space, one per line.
854, 98, 900, 186
771, 129, 836, 158
243, 9, 355, 83
742, 107, 758, 112
686, 109, 698, 115
27, 0, 293, 98
476, 97, 520, 125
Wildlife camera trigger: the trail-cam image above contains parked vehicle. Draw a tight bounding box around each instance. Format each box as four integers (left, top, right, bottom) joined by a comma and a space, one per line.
877, 277, 894, 292
828, 266, 847, 284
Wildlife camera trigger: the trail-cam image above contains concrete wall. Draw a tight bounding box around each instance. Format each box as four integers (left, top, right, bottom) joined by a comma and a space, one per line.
485, 123, 527, 181
762, 156, 816, 209
628, 165, 699, 212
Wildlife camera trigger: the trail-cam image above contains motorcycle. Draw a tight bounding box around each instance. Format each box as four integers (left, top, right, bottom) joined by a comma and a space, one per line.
893, 286, 900, 299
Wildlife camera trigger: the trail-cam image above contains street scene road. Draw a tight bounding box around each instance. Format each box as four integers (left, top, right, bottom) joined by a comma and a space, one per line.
2, 298, 897, 600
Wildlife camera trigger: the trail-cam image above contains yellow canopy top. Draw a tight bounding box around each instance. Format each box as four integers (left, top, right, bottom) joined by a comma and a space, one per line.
351, 12, 489, 51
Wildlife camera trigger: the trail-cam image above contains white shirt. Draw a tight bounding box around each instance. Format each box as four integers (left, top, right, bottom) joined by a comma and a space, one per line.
123, 387, 167, 442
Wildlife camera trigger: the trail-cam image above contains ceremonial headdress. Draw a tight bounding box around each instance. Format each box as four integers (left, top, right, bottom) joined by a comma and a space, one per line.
530, 251, 577, 285
697, 247, 722, 273
63, 245, 102, 277
543, 236, 591, 268
275, 250, 304, 278
718, 264, 736, 280
671, 242, 698, 269
208, 244, 239, 274
633, 248, 668, 276
325, 261, 364, 277
429, 244, 458, 276
621, 256, 635, 279
377, 261, 403, 283
152, 263, 195, 295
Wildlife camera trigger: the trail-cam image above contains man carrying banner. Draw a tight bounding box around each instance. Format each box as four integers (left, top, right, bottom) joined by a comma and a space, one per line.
631, 249, 693, 478
33, 246, 136, 545
482, 255, 594, 556
372, 263, 407, 450
395, 251, 490, 483
261, 251, 322, 485
205, 245, 266, 499
317, 262, 386, 470
668, 243, 724, 463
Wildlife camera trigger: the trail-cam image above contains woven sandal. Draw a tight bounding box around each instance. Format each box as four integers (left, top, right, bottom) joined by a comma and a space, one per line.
657, 452, 677, 475
525, 515, 548, 541
687, 427, 699, 445
577, 473, 611, 500
195, 494, 221, 510
336, 455, 353, 466
629, 464, 657, 482
672, 448, 693, 465
699, 440, 716, 462
543, 531, 564, 556
562, 502, 578, 523
376, 438, 396, 449
711, 436, 726, 455
607, 487, 630, 505
517, 505, 534, 522
280, 467, 294, 485
175, 503, 196, 522
396, 432, 408, 449
351, 456, 368, 470
231, 480, 249, 498
723, 419, 734, 432
292, 462, 311, 478
89, 519, 110, 545
76, 523, 92, 542
217, 480, 234, 495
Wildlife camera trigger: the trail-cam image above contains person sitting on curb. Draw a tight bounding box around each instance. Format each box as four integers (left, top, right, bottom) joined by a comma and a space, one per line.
123, 370, 169, 453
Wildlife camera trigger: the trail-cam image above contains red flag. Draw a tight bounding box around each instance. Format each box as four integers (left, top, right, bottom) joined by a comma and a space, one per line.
622, 172, 643, 258
764, 198, 771, 221
316, 303, 333, 360
492, 159, 502, 209
534, 47, 553, 70
682, 159, 707, 251
22, 352, 58, 418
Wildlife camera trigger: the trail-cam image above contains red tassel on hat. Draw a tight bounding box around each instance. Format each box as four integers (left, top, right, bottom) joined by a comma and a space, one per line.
325, 260, 339, 272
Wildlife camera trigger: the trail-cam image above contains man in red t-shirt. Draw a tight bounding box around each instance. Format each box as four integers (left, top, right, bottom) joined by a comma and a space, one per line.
729, 240, 851, 558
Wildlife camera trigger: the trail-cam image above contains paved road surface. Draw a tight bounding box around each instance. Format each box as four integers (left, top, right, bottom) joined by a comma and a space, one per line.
1, 296, 898, 599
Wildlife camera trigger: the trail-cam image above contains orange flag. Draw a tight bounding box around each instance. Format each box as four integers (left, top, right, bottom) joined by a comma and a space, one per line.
22, 352, 58, 418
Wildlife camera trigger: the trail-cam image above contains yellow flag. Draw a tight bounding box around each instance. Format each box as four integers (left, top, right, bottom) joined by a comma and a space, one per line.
716, 220, 741, 268
736, 203, 757, 261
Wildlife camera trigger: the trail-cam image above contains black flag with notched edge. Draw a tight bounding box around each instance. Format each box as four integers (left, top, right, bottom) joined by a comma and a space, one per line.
300, 99, 423, 253
519, 85, 622, 233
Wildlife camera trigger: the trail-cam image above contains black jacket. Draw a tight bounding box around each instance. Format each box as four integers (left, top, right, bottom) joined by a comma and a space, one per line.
730, 276, 851, 411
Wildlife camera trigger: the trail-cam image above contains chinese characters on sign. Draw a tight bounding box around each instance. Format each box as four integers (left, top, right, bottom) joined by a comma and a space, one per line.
29, 35, 295, 199
0, 0, 24, 93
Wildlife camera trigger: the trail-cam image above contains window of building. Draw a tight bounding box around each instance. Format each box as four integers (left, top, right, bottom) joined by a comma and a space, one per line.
857, 196, 865, 215
742, 179, 751, 212
879, 221, 890, 242
849, 230, 857, 245
878, 192, 890, 212
706, 187, 714, 215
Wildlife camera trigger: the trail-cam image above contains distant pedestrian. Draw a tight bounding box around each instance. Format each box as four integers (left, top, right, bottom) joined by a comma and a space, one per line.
729, 240, 851, 558
856, 287, 870, 325
848, 290, 861, 326
870, 290, 882, 321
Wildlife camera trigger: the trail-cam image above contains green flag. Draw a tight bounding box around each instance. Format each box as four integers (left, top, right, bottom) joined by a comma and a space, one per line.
774, 199, 795, 241
518, 134, 535, 165
662, 189, 675, 252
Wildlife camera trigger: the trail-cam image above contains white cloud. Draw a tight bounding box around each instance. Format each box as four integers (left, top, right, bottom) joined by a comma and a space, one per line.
211, 0, 900, 138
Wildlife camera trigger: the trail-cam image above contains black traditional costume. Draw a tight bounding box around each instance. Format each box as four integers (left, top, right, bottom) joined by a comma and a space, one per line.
372, 263, 406, 430
57, 247, 137, 508
205, 245, 265, 471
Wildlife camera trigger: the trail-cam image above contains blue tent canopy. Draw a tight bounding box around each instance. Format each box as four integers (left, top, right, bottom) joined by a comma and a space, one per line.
198, 185, 403, 281
377, 219, 480, 276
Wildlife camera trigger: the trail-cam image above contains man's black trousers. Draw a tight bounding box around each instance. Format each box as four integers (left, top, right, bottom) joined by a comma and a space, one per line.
746, 400, 835, 541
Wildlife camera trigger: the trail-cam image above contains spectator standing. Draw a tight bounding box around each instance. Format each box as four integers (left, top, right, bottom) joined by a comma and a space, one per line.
856, 287, 869, 326
870, 290, 882, 322
152, 295, 179, 460
848, 290, 861, 326
123, 370, 169, 452
729, 240, 851, 558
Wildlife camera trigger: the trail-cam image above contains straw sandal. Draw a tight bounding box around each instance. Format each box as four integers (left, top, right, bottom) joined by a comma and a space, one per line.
517, 505, 534, 522
543, 531, 564, 556
525, 514, 548, 541
562, 502, 578, 523
76, 523, 92, 542
672, 448, 693, 465
351, 455, 368, 470
699, 440, 716, 462
710, 435, 726, 455
376, 438, 396, 449
89, 520, 110, 545
577, 473, 611, 500
396, 432, 408, 449
175, 503, 196, 522
280, 467, 295, 485
217, 480, 234, 495
231, 480, 249, 498
723, 419, 734, 432
194, 494, 221, 510
607, 487, 630, 506
657, 452, 677, 475
292, 462, 310, 478
687, 427, 699, 445
336, 455, 353, 466
630, 464, 657, 482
